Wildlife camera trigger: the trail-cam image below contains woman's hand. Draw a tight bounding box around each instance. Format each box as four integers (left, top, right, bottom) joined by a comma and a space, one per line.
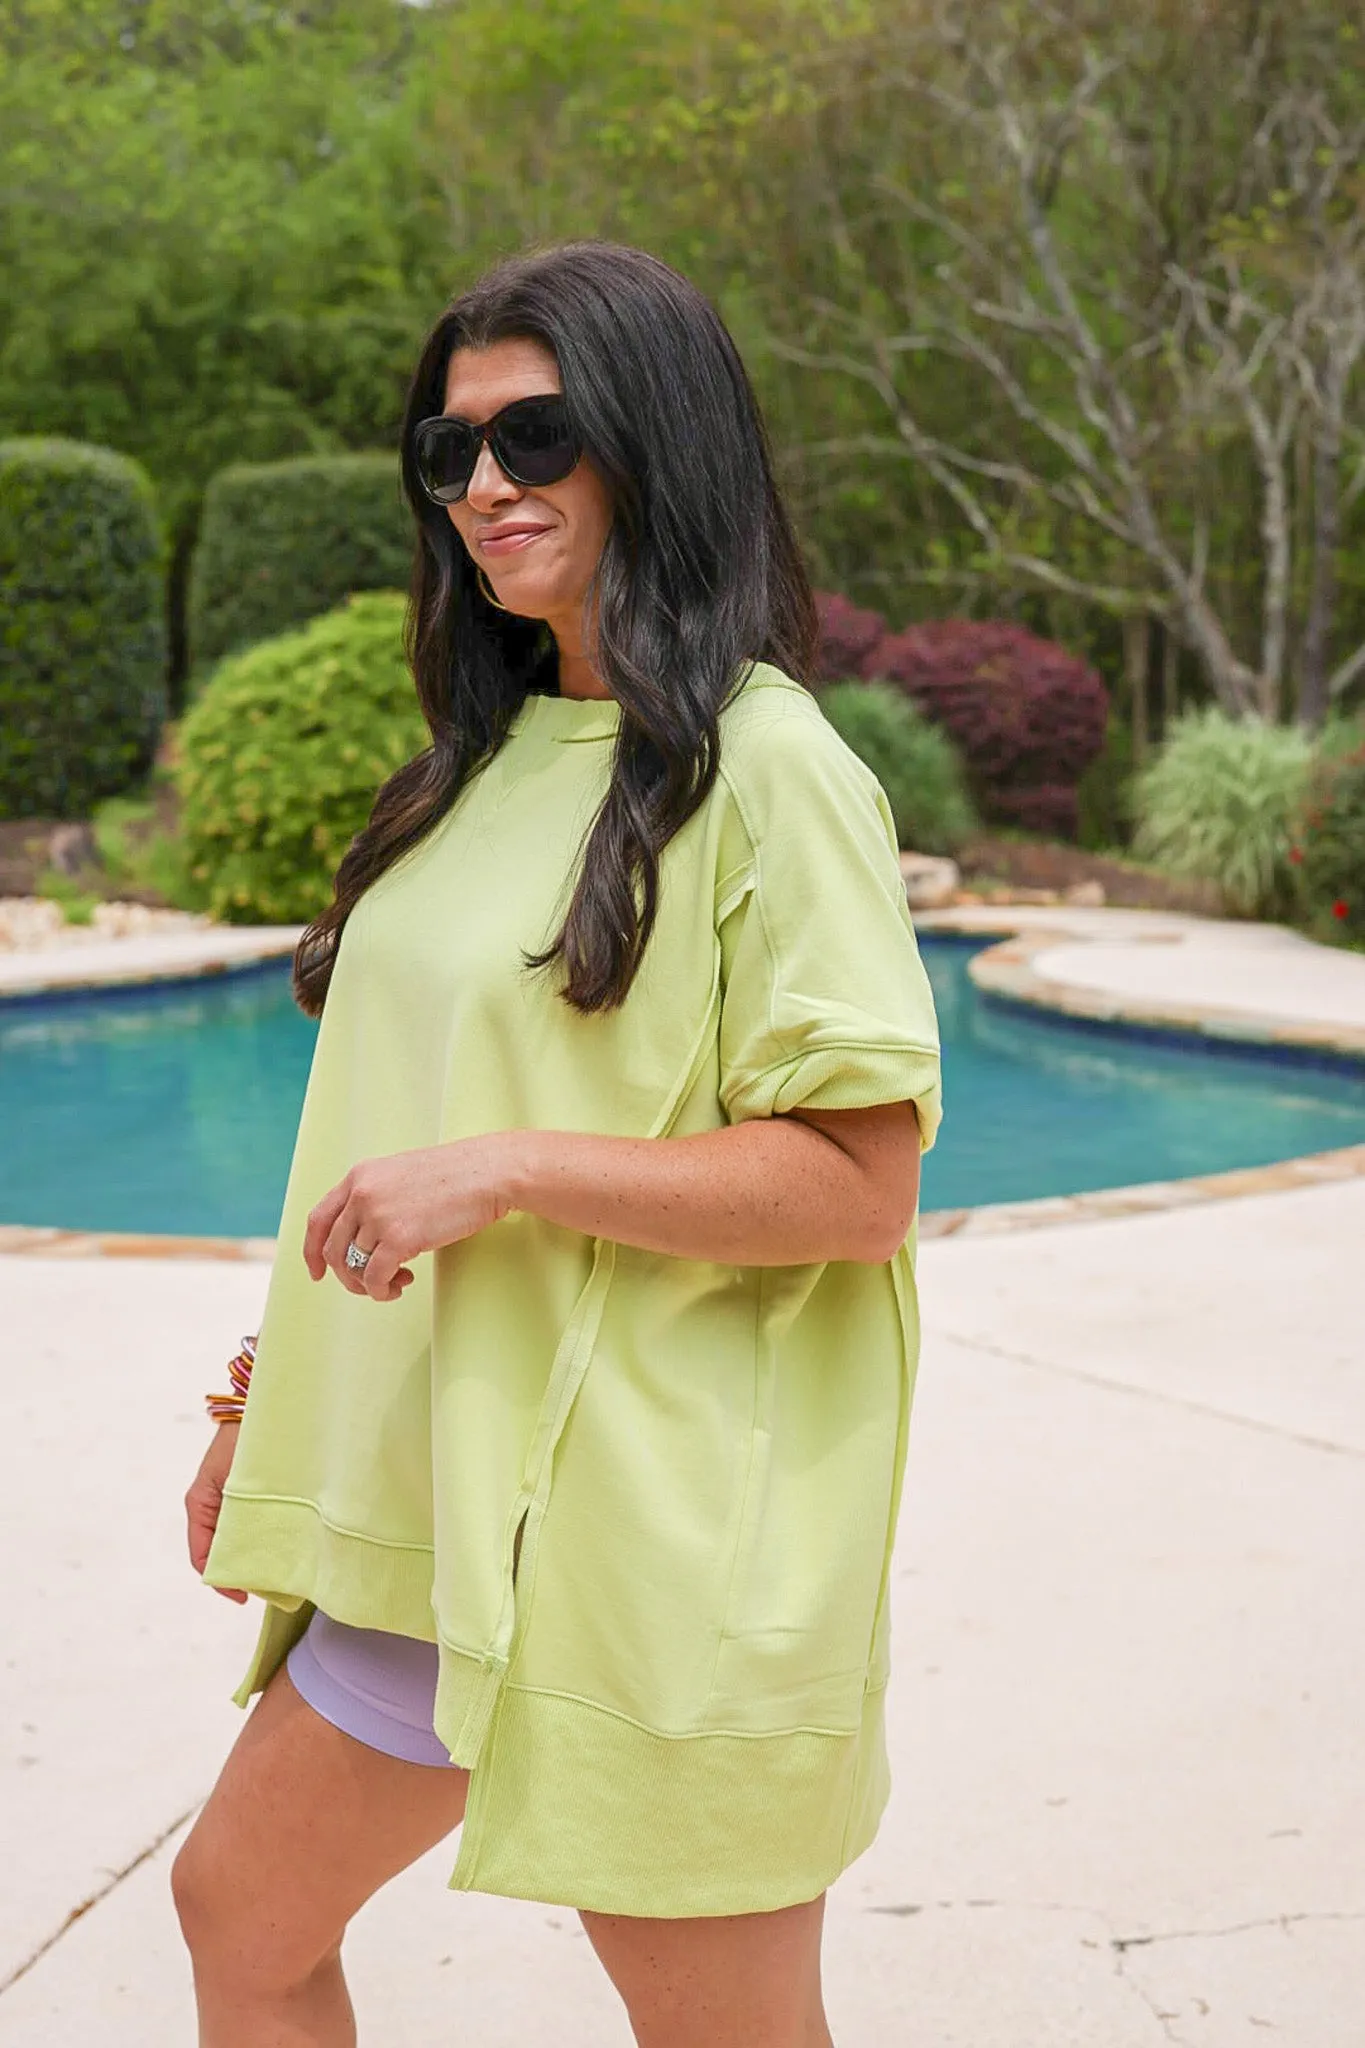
186, 1422, 248, 1605
303, 1135, 519, 1303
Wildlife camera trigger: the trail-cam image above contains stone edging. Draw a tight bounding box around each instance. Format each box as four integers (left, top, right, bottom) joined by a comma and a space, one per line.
0, 928, 302, 1001
916, 1140, 1365, 1238
5, 1140, 1365, 1261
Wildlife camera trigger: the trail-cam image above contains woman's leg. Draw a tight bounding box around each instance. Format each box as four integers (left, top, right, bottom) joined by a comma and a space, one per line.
579, 1892, 834, 2048
171, 1663, 469, 2048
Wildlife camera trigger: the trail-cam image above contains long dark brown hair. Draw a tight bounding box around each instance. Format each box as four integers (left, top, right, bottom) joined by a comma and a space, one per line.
293, 240, 817, 1018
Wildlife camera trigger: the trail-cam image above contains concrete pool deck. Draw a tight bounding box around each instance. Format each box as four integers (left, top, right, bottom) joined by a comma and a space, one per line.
2, 1178, 1362, 2047
2, 901, 1363, 2043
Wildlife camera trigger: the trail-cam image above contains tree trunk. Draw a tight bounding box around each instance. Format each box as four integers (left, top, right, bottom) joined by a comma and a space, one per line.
1300, 356, 1346, 730
1161, 624, 1180, 739
1124, 613, 1150, 763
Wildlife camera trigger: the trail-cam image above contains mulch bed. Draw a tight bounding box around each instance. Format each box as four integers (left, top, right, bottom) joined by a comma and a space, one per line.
957, 834, 1224, 915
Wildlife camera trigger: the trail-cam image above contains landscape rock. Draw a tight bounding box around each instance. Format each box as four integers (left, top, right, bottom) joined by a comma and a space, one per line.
46, 823, 100, 876
1064, 879, 1107, 907
0, 896, 210, 952
900, 852, 961, 909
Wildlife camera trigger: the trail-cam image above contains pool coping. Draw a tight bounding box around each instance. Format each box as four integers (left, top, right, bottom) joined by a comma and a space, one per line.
926, 917, 1365, 1064
4, 1138, 1364, 1260
4, 904, 1365, 1258
0, 924, 303, 1000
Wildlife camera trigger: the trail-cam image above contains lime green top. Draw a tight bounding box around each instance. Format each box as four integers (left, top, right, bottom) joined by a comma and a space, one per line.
205, 660, 942, 1917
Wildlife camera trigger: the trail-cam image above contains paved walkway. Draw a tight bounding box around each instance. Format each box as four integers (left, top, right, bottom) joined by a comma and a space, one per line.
2, 1176, 1362, 2046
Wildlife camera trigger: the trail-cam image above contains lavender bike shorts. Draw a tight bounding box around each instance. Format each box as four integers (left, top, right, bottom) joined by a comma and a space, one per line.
286, 1609, 456, 1770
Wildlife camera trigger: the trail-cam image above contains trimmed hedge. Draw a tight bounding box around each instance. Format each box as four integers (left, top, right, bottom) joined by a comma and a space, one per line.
187, 454, 414, 672
817, 681, 976, 853
862, 620, 1109, 840
177, 591, 427, 924
0, 437, 167, 818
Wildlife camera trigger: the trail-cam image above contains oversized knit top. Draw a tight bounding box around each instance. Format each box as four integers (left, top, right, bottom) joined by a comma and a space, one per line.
205, 660, 943, 1917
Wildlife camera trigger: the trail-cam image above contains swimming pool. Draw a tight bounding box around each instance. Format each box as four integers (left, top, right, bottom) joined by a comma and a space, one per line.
3, 938, 1365, 1237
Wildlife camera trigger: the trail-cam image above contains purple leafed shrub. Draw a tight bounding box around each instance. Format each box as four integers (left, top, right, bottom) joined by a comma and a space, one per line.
812, 591, 888, 685
862, 620, 1109, 840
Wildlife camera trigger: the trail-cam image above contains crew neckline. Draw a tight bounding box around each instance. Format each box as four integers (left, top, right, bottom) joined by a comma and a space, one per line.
515, 690, 622, 742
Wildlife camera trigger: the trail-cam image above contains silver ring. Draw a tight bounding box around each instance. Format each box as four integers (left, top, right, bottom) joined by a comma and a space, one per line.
345, 1240, 373, 1272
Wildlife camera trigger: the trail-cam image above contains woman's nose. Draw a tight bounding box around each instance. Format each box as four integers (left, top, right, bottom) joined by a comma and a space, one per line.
465, 440, 521, 510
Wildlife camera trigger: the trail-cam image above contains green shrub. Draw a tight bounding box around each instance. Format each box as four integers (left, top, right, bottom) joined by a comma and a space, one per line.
1076, 715, 1135, 852
1295, 723, 1365, 944
92, 785, 207, 912
36, 871, 98, 924
187, 454, 414, 674
817, 680, 977, 853
0, 437, 167, 818
177, 591, 426, 924
1133, 708, 1314, 917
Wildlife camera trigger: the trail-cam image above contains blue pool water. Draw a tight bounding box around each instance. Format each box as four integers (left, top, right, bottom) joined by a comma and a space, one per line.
2, 940, 1365, 1237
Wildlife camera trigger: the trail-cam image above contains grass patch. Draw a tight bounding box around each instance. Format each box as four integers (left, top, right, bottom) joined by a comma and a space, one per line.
91, 780, 207, 912
35, 869, 98, 924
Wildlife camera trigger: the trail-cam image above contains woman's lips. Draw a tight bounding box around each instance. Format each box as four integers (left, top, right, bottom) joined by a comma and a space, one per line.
478, 525, 551, 556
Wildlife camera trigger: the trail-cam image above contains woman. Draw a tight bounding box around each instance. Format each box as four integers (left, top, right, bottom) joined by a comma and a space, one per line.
179, 240, 942, 2048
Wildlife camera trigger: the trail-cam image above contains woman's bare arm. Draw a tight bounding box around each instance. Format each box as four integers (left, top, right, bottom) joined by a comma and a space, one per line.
501, 1099, 921, 1267
305, 1101, 922, 1299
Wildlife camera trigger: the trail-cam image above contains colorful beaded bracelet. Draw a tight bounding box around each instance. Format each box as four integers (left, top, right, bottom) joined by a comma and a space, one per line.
205, 1334, 257, 1426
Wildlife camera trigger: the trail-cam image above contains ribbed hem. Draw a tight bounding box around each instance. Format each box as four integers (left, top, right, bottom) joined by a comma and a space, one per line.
446, 1680, 891, 1917
206, 1492, 438, 1639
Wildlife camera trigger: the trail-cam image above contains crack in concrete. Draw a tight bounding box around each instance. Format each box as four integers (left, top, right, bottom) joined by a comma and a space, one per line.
931, 1327, 1364, 1460
1113, 1946, 1195, 2047
0, 1804, 198, 1998
1113, 1909, 1365, 1951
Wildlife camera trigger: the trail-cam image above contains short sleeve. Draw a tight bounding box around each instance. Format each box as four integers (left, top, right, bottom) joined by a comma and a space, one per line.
715, 698, 943, 1151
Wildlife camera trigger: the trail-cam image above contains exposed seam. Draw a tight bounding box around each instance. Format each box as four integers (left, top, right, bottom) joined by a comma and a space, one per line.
705, 1263, 768, 1706
498, 1676, 871, 1743
218, 1491, 438, 1550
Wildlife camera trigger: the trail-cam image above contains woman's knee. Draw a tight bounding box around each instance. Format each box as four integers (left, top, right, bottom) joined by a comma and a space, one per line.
579, 1894, 829, 2048
171, 1812, 337, 1995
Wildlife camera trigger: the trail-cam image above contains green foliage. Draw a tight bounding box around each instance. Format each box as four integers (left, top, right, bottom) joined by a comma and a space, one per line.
1295, 723, 1365, 944
0, 0, 449, 540
1076, 717, 1135, 853
176, 592, 426, 924
35, 871, 97, 924
188, 454, 413, 672
1133, 708, 1315, 917
817, 680, 977, 854
0, 436, 168, 819
6, 0, 1365, 714
91, 785, 206, 911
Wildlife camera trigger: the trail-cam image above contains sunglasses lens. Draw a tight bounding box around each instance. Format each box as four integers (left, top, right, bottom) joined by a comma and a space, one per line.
415, 419, 477, 504
494, 399, 580, 486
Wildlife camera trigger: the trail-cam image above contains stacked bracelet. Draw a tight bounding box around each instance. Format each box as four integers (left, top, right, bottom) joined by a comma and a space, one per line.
205, 1334, 257, 1426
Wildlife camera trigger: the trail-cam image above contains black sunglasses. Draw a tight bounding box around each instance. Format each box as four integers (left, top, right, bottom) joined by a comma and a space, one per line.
412, 395, 582, 505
